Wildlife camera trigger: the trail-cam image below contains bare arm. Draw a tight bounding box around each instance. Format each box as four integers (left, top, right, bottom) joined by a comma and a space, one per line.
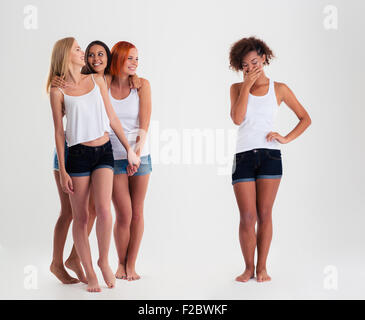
49, 88, 73, 193
136, 78, 151, 156
105, 74, 112, 89
267, 83, 312, 144
230, 82, 250, 125
230, 67, 262, 125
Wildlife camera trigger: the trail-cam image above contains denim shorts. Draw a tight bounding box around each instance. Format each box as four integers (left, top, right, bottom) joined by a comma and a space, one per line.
232, 148, 282, 185
66, 140, 114, 177
114, 154, 152, 176
53, 140, 68, 171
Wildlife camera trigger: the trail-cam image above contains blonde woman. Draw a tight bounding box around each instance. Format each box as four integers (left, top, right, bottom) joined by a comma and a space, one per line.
47, 37, 140, 292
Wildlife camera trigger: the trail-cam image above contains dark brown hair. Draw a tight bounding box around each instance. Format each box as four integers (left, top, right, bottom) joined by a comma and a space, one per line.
81, 40, 112, 75
229, 36, 274, 71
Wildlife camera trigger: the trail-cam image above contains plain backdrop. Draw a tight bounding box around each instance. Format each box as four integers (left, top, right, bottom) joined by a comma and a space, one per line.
0, 0, 364, 299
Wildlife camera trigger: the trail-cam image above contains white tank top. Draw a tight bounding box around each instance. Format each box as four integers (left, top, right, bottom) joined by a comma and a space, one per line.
236, 79, 280, 153
58, 74, 111, 147
108, 87, 150, 160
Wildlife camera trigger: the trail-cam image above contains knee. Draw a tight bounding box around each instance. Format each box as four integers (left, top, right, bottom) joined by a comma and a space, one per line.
131, 205, 144, 223
58, 206, 73, 224
73, 211, 88, 226
95, 206, 111, 221
115, 210, 132, 227
131, 210, 143, 223
257, 208, 272, 225
239, 211, 256, 230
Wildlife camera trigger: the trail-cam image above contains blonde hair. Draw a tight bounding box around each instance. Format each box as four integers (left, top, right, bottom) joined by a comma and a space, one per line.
46, 37, 75, 93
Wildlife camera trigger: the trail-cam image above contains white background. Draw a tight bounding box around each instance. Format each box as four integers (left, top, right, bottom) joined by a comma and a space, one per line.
0, 0, 364, 299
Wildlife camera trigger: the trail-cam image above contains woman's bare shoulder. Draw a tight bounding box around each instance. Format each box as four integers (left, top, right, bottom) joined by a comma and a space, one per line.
138, 78, 150, 92
230, 82, 243, 93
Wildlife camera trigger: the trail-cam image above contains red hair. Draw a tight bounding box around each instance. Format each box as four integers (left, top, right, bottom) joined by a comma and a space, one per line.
110, 41, 136, 77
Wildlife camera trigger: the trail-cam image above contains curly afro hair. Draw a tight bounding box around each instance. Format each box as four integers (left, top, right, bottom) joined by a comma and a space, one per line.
229, 36, 275, 72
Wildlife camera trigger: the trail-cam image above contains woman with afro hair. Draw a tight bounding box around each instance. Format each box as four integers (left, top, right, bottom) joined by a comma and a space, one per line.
229, 36, 311, 282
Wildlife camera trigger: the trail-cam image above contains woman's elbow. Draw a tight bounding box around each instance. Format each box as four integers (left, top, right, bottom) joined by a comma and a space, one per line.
109, 117, 119, 131
305, 113, 312, 127
231, 113, 243, 126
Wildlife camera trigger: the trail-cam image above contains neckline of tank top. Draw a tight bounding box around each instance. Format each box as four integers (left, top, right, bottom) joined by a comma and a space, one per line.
108, 87, 136, 102
248, 79, 272, 98
61, 75, 98, 98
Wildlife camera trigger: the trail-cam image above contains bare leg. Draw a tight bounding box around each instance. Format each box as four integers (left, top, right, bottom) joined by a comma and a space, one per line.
69, 176, 100, 292
233, 181, 257, 282
112, 173, 132, 280
126, 173, 150, 281
91, 168, 116, 288
50, 170, 79, 284
65, 189, 96, 284
255, 178, 281, 282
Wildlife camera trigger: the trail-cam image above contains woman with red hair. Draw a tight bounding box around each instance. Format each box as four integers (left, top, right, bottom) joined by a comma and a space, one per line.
108, 41, 152, 281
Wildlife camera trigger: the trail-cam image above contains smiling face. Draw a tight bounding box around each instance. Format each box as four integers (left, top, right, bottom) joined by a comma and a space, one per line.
87, 44, 108, 74
122, 47, 138, 75
242, 50, 266, 73
69, 40, 85, 67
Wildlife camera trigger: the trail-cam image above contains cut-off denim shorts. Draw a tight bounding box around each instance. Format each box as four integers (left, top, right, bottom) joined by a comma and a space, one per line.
114, 154, 152, 176
232, 148, 282, 185
66, 140, 114, 177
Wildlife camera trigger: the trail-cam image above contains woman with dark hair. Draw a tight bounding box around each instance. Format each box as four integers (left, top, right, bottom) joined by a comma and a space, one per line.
229, 36, 311, 282
49, 40, 140, 286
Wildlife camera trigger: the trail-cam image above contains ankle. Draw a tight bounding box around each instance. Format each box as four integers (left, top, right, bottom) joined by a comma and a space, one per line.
85, 269, 97, 280
126, 261, 136, 270
245, 265, 255, 272
256, 265, 267, 272
97, 259, 110, 269
51, 261, 64, 268
118, 260, 127, 266
65, 256, 79, 264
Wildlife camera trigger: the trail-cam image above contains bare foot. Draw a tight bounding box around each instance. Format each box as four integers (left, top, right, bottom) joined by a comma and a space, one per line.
98, 260, 116, 288
50, 262, 80, 284
65, 258, 88, 284
126, 264, 141, 281
235, 268, 255, 282
87, 273, 101, 293
256, 269, 271, 282
115, 263, 127, 280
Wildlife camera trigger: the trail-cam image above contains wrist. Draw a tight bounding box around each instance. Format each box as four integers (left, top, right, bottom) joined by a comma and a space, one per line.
241, 81, 251, 91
